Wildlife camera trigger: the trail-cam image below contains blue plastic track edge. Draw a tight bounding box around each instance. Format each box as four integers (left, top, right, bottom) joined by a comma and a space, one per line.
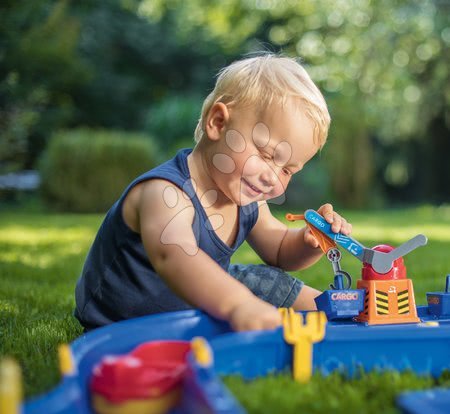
397, 388, 450, 414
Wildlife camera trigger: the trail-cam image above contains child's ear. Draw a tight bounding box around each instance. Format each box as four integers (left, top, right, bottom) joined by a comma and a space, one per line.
205, 102, 230, 141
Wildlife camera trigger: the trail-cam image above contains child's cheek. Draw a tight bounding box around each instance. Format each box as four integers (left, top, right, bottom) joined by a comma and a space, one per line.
269, 180, 287, 199
242, 154, 265, 176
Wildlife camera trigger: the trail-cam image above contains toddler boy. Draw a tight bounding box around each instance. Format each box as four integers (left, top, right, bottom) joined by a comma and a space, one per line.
75, 54, 352, 331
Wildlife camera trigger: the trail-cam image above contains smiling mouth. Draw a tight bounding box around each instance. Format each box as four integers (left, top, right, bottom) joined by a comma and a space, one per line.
242, 179, 263, 195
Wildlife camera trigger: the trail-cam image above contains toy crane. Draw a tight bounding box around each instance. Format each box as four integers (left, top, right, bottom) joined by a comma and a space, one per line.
287, 210, 428, 325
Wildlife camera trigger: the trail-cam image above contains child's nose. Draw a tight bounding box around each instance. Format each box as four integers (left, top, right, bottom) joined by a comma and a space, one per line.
260, 165, 278, 187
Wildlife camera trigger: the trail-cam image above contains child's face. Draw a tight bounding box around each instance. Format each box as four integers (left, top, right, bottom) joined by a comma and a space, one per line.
208, 100, 319, 206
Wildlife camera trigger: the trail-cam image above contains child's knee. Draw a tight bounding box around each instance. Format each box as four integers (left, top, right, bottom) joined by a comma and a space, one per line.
292, 285, 321, 311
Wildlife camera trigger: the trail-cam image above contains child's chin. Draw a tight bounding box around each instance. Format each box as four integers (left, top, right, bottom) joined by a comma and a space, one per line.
237, 194, 263, 206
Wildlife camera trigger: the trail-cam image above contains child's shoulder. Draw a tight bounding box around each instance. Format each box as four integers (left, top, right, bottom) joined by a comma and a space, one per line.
123, 178, 195, 231
128, 178, 193, 210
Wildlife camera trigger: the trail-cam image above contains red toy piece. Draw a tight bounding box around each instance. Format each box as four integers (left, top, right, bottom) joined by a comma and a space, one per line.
357, 245, 420, 325
362, 245, 407, 281
90, 340, 191, 414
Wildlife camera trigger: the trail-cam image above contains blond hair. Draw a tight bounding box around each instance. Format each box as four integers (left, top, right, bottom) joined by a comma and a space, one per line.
194, 53, 330, 147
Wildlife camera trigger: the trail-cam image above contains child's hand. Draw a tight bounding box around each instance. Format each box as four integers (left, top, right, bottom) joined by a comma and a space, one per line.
228, 298, 282, 332
303, 203, 352, 248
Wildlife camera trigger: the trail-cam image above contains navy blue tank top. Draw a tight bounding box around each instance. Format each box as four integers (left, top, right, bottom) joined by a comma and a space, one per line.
75, 149, 259, 329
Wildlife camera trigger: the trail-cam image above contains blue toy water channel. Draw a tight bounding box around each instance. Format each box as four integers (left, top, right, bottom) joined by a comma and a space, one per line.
21, 306, 450, 414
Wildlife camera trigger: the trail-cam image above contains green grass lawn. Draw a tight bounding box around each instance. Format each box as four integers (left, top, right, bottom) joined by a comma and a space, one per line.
1, 205, 450, 412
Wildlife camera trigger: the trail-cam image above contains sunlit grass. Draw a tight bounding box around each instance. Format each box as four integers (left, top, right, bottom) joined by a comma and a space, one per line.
0, 210, 102, 398
224, 370, 450, 414
1, 205, 449, 410
0, 227, 95, 244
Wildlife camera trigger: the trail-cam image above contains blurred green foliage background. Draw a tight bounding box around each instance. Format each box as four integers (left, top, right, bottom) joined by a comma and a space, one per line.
1, 0, 449, 210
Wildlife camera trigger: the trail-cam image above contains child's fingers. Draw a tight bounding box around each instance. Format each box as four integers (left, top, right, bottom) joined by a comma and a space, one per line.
316, 203, 352, 235
341, 220, 352, 235
331, 213, 342, 233
230, 301, 282, 331
332, 215, 352, 234
304, 228, 319, 248
317, 203, 334, 223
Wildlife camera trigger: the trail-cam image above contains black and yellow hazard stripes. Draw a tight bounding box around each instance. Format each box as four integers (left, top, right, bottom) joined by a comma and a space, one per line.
363, 289, 369, 315
375, 290, 389, 315
397, 289, 411, 314
356, 279, 420, 325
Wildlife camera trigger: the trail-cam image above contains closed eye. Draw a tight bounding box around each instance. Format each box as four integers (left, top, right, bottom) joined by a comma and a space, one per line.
260, 151, 272, 161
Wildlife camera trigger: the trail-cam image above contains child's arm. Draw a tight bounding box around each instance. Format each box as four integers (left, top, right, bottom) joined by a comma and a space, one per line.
135, 179, 281, 331
247, 202, 352, 271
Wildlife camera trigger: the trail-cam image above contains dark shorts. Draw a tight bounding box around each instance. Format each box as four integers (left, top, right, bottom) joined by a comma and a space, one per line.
228, 264, 304, 308
77, 263, 303, 331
